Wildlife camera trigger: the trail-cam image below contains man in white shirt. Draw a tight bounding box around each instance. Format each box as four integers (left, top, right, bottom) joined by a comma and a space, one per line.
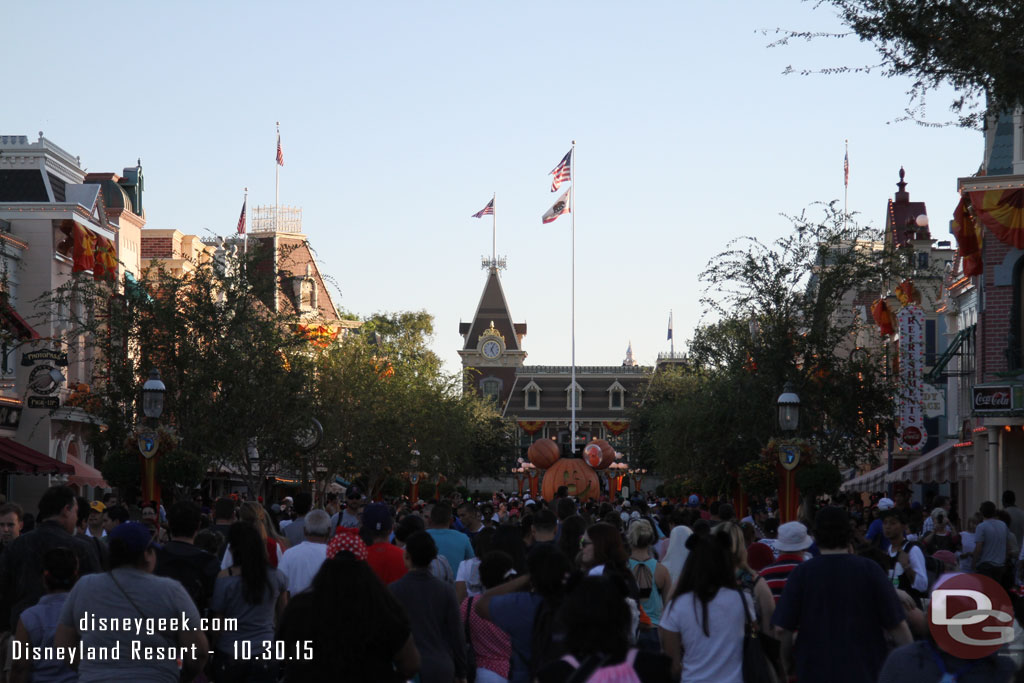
882, 509, 929, 600
277, 509, 330, 597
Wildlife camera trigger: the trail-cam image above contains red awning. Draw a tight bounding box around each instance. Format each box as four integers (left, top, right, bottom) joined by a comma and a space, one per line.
0, 439, 74, 475
67, 454, 108, 488
0, 300, 39, 341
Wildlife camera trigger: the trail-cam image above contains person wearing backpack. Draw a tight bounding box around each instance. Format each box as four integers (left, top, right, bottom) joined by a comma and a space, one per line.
881, 509, 929, 605
626, 520, 670, 652
537, 575, 671, 683
475, 543, 572, 683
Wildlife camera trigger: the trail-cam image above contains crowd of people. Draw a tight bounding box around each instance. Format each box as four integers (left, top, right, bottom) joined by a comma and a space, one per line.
0, 483, 1021, 682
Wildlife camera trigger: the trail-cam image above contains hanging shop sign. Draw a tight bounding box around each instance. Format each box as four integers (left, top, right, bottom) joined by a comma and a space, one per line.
896, 304, 927, 451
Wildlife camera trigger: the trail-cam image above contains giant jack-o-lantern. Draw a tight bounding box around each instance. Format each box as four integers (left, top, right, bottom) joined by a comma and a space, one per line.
541, 457, 601, 501
528, 438, 560, 469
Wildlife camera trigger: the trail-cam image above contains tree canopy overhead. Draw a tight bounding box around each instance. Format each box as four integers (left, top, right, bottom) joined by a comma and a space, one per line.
632, 202, 921, 487
776, 0, 1024, 126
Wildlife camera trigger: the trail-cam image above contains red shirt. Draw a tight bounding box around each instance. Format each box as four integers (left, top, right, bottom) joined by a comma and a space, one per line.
366, 541, 408, 584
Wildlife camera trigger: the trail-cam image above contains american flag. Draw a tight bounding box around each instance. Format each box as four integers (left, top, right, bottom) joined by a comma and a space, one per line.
472, 198, 494, 218
277, 133, 284, 167
236, 197, 247, 235
844, 150, 849, 187
549, 149, 572, 191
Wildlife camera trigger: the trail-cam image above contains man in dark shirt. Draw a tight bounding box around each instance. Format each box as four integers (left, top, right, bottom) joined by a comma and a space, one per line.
155, 500, 220, 612
772, 506, 911, 683
390, 531, 466, 683
0, 486, 101, 629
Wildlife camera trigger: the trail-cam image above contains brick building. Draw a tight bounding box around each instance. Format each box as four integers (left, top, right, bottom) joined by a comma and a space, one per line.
939, 110, 1024, 511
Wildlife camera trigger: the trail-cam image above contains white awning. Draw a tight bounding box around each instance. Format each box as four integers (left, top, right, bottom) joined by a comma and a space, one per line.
840, 463, 888, 493
885, 441, 957, 484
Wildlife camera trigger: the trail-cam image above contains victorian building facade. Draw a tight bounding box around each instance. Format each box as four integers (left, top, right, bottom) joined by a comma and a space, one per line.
459, 265, 651, 462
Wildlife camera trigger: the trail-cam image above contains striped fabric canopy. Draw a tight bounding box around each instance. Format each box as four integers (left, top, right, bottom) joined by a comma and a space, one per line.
885, 442, 956, 484
840, 463, 888, 493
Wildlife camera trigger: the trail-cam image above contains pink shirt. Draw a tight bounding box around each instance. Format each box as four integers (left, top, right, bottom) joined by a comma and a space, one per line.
461, 596, 511, 678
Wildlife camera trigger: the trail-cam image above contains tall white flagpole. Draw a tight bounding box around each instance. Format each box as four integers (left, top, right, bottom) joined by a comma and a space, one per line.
492, 192, 497, 263
570, 140, 577, 454
275, 122, 281, 232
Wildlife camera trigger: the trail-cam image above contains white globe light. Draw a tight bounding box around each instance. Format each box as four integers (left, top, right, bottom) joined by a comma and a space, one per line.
915, 214, 929, 228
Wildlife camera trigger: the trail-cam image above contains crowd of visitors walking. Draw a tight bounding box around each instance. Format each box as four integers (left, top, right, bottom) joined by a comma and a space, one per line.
0, 484, 1022, 681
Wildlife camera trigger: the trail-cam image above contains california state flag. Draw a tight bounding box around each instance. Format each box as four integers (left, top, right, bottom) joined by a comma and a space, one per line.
542, 187, 571, 224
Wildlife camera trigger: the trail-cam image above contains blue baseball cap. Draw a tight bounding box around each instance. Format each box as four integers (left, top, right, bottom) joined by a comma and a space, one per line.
109, 521, 156, 553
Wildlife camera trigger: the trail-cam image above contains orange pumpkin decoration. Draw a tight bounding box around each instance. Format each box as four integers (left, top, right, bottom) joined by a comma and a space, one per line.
589, 439, 615, 470
541, 458, 601, 501
583, 443, 603, 467
528, 438, 561, 469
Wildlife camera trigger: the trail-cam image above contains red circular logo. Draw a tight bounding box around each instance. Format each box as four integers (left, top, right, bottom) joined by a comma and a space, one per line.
901, 426, 922, 445
927, 573, 1015, 658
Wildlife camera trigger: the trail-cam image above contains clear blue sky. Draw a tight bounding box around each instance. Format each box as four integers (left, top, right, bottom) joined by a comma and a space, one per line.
6, 1, 981, 373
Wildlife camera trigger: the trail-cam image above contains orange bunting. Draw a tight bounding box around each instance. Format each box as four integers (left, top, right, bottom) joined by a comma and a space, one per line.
93, 237, 118, 281
72, 224, 96, 273
518, 420, 546, 435
952, 195, 984, 276
296, 324, 340, 349
871, 298, 894, 336
969, 189, 1024, 250
894, 280, 921, 306
602, 420, 629, 436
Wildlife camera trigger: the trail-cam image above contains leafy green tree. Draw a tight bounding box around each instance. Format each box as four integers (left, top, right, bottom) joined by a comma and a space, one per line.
632, 203, 918, 484
314, 311, 510, 498
40, 244, 318, 500
776, 0, 1023, 126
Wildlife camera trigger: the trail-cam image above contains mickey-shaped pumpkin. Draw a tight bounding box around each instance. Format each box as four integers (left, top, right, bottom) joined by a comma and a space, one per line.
528, 438, 614, 502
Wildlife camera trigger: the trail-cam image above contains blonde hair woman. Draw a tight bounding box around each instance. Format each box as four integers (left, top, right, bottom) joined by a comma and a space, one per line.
715, 522, 775, 635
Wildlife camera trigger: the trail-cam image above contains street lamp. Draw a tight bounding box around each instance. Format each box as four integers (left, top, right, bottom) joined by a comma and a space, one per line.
777, 382, 800, 433
142, 368, 166, 419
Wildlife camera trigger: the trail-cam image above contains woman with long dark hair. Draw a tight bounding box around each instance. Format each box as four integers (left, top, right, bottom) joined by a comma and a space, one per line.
537, 575, 672, 682
277, 554, 420, 682
658, 527, 753, 683
581, 522, 640, 599
209, 521, 289, 683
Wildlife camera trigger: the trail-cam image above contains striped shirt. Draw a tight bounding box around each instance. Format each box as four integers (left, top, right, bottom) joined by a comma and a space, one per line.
760, 552, 808, 604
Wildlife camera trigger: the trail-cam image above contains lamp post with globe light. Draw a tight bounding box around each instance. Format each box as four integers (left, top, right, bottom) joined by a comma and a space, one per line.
137, 368, 166, 508
775, 382, 802, 522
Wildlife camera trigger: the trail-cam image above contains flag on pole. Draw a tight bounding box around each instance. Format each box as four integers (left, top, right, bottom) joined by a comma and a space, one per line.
549, 149, 572, 192
472, 198, 494, 218
277, 132, 284, 167
844, 150, 849, 187
236, 197, 247, 235
667, 311, 673, 340
542, 188, 571, 224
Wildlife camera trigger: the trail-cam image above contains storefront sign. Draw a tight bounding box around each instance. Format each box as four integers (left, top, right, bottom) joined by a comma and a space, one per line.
896, 304, 927, 451
27, 396, 59, 409
21, 349, 68, 366
973, 386, 1015, 413
922, 383, 945, 419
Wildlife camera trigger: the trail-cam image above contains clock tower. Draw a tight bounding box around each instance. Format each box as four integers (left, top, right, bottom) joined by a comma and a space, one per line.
458, 263, 527, 409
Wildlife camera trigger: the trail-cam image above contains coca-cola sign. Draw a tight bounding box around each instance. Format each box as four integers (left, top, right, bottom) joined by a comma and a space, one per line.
973, 386, 1013, 412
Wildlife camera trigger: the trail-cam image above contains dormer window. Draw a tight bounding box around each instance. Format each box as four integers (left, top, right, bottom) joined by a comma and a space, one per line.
607, 381, 626, 410
523, 380, 541, 410
565, 382, 583, 410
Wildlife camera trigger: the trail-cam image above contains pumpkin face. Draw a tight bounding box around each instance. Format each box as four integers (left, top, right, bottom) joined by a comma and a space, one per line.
583, 443, 603, 467
589, 439, 615, 470
541, 458, 601, 502
528, 438, 561, 469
